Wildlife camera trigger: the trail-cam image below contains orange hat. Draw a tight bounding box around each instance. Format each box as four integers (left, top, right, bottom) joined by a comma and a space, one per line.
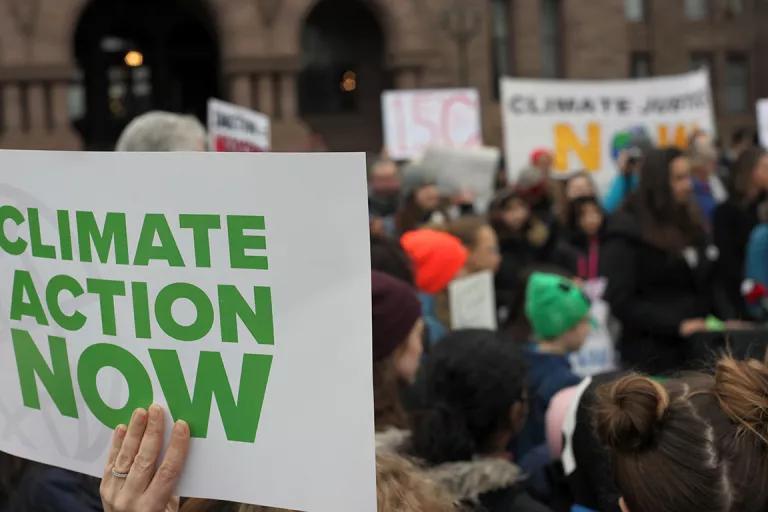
400, 230, 468, 294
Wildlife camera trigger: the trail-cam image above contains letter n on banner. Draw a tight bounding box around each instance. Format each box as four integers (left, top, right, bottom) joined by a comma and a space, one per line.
554, 123, 601, 172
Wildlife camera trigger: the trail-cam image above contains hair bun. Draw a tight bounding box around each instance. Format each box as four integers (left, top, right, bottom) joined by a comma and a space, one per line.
595, 374, 670, 453
715, 356, 768, 444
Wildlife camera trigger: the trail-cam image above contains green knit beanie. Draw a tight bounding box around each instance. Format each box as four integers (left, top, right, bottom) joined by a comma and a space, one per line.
525, 272, 591, 340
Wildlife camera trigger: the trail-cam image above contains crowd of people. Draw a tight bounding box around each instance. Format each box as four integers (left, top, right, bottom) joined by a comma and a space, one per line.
2, 111, 768, 512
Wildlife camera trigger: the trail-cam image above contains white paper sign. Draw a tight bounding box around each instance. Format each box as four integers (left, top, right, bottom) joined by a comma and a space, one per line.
420, 146, 500, 213
568, 278, 617, 377
758, 99, 768, 149
501, 70, 715, 192
382, 88, 482, 161
448, 271, 497, 330
0, 151, 375, 512
208, 98, 271, 152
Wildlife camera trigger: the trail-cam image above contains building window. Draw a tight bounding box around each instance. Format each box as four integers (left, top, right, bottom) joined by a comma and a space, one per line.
625, 0, 646, 21
491, 0, 512, 99
630, 53, 652, 78
725, 54, 749, 113
541, 0, 561, 78
685, 0, 710, 20
690, 52, 714, 71
725, 0, 745, 16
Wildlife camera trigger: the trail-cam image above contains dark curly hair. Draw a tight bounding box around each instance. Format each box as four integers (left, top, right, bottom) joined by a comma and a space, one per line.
410, 329, 527, 464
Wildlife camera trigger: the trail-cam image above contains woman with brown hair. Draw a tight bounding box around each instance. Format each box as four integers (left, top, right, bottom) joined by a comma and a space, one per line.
595, 355, 768, 512
602, 147, 734, 373
370, 271, 424, 431
713, 147, 768, 317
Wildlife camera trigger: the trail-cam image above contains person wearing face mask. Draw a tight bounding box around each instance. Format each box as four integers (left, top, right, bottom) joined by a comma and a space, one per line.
368, 159, 403, 236
602, 148, 736, 373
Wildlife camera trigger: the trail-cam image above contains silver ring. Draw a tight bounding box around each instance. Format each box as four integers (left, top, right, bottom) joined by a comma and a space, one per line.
111, 468, 129, 479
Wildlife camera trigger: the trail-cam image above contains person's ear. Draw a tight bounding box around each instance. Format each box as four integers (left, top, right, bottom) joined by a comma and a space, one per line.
619, 496, 631, 512
509, 400, 528, 435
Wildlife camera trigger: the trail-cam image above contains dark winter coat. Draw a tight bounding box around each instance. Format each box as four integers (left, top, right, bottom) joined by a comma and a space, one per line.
713, 198, 762, 318
0, 463, 102, 512
601, 211, 730, 373
494, 218, 577, 334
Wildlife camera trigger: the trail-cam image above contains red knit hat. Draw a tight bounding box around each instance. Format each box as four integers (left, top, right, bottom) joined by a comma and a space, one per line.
530, 148, 553, 166
400, 230, 468, 294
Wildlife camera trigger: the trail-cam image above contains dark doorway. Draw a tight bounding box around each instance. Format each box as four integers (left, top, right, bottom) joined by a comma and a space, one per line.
298, 0, 389, 153
73, 0, 220, 150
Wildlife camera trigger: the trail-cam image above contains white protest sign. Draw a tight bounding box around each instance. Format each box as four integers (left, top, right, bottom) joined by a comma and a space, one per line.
0, 151, 375, 512
568, 278, 617, 377
382, 88, 482, 161
758, 99, 768, 149
501, 70, 715, 192
208, 98, 271, 152
420, 146, 500, 213
449, 271, 497, 330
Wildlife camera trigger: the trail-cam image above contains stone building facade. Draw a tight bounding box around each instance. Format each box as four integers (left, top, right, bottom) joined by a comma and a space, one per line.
0, 0, 765, 153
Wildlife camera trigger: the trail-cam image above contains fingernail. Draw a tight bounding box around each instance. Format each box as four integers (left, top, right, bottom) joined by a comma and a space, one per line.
115, 424, 127, 435
174, 419, 189, 436
148, 404, 162, 419
133, 408, 147, 423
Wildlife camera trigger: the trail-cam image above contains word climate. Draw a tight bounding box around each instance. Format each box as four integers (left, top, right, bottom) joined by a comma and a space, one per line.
2, 206, 274, 443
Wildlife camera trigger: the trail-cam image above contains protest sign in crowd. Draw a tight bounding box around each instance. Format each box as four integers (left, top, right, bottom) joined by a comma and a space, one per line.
1, 66, 768, 512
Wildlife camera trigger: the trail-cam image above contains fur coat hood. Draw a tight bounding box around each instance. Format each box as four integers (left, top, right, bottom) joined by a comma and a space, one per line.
376, 429, 525, 503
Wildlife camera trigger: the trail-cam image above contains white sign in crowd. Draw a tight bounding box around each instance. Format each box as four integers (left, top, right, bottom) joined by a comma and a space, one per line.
381, 88, 483, 161
208, 98, 271, 152
0, 151, 375, 511
758, 98, 768, 149
501, 69, 716, 191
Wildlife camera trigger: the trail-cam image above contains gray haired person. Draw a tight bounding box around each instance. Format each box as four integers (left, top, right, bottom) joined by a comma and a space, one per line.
115, 111, 207, 152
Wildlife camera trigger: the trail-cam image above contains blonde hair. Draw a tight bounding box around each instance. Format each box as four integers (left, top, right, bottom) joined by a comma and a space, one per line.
232, 454, 454, 512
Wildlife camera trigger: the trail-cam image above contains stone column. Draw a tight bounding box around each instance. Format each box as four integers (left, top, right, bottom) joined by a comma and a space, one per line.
279, 72, 297, 119
230, 74, 252, 108
28, 82, 46, 132
51, 81, 71, 129
257, 73, 275, 117
3, 83, 23, 131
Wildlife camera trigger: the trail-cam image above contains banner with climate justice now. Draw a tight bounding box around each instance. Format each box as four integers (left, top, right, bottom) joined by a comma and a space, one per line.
501, 69, 715, 191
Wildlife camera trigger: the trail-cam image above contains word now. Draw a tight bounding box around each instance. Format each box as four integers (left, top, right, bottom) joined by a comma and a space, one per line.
12, 329, 271, 443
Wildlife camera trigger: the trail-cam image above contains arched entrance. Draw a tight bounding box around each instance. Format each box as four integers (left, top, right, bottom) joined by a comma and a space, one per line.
73, 0, 221, 150
298, 0, 390, 153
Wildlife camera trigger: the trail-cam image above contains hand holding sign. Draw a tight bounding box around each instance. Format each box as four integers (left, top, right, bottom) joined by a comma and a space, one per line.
101, 405, 190, 512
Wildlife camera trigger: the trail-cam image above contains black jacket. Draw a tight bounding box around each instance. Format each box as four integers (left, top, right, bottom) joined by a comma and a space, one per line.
601, 211, 729, 373
0, 463, 102, 512
713, 198, 762, 318
564, 373, 624, 512
494, 219, 577, 334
